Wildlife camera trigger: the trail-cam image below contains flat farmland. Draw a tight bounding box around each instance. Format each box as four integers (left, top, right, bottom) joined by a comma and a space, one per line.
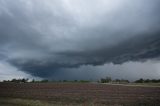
0, 83, 159, 106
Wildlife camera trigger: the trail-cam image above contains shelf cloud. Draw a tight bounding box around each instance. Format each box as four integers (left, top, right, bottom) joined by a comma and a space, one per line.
0, 0, 160, 80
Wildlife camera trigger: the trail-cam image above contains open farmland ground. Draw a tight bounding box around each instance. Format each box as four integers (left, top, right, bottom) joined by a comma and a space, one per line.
0, 83, 159, 106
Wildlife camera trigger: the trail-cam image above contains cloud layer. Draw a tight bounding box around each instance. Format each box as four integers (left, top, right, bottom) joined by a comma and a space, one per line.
0, 0, 160, 79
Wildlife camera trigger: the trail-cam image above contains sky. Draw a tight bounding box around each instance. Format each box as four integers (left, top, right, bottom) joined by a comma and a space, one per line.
0, 0, 160, 81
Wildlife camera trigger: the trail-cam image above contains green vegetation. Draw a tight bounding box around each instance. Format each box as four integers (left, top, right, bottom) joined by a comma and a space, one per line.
100, 77, 112, 83
3, 78, 29, 83
100, 77, 129, 84
40, 79, 49, 83
1, 77, 160, 84
135, 78, 160, 83
2, 79, 91, 83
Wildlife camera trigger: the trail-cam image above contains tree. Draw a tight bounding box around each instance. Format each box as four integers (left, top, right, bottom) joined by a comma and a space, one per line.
21, 78, 29, 83
135, 78, 144, 83
31, 79, 35, 83
101, 78, 107, 83
40, 79, 49, 83
100, 77, 112, 83
106, 77, 112, 83
144, 79, 151, 83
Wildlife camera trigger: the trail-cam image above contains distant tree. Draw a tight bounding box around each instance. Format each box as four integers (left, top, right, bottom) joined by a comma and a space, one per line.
135, 78, 144, 83
144, 79, 151, 83
79, 80, 90, 83
31, 79, 35, 83
63, 80, 67, 82
11, 78, 19, 83
74, 80, 78, 82
100, 77, 112, 83
135, 78, 160, 83
151, 79, 160, 83
100, 78, 107, 83
22, 78, 29, 83
10, 78, 28, 83
106, 77, 112, 83
3, 80, 10, 82
40, 79, 49, 83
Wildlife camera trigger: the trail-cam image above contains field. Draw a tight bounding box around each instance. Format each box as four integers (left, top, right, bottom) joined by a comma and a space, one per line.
0, 82, 159, 106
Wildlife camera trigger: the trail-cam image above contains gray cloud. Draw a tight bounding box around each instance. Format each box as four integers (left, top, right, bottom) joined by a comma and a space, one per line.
0, 0, 160, 79
53, 60, 160, 81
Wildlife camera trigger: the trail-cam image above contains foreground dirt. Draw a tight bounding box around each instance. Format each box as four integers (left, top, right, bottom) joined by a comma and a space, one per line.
0, 83, 159, 106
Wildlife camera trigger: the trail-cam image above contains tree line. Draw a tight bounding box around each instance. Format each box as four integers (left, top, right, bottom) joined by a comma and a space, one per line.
3, 78, 29, 83
99, 77, 129, 84
100, 77, 160, 83
2, 78, 90, 83
1, 77, 160, 83
134, 78, 160, 83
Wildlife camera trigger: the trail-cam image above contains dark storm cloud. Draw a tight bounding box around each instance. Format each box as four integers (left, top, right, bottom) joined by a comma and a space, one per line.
60, 33, 160, 64
0, 0, 160, 78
